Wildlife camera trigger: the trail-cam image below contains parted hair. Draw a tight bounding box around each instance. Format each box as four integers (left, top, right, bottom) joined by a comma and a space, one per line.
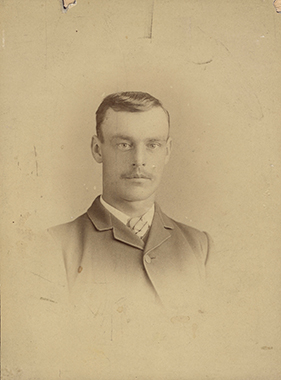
96, 91, 170, 141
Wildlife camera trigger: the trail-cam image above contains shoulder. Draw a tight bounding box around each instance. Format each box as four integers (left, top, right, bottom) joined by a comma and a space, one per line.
47, 212, 98, 272
47, 212, 97, 287
161, 211, 213, 265
48, 213, 93, 243
175, 220, 210, 251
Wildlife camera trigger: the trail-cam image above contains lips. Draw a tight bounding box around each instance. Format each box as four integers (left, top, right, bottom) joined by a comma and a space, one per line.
127, 175, 151, 180
121, 172, 152, 180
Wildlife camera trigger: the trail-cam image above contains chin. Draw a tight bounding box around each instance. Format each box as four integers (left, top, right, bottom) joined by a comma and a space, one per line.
121, 188, 155, 203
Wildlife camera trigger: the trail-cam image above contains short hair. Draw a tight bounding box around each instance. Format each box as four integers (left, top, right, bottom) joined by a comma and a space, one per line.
96, 91, 170, 142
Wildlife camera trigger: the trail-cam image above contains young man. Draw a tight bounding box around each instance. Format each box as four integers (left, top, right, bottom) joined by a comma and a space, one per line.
49, 91, 212, 314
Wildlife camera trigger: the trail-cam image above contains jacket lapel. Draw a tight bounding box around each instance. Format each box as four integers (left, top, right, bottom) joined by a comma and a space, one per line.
112, 219, 145, 250
144, 203, 173, 255
87, 197, 144, 250
87, 197, 173, 252
143, 204, 203, 312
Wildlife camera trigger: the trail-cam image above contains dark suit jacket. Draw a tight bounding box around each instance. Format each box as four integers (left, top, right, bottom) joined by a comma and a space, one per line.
48, 196, 212, 314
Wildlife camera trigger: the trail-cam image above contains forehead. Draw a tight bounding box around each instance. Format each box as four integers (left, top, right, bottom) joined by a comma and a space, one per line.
101, 107, 169, 140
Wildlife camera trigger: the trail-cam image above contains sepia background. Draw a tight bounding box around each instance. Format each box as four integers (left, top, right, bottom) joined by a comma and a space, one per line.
1, 0, 281, 379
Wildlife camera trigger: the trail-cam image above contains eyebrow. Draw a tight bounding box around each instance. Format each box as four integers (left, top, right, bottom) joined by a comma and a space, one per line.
110, 135, 167, 142
147, 138, 167, 142
110, 135, 132, 141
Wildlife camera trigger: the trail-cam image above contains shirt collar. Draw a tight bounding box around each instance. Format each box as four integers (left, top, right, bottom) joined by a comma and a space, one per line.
100, 196, 155, 227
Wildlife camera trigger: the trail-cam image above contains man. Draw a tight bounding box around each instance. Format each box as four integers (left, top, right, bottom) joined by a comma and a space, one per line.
49, 91, 212, 316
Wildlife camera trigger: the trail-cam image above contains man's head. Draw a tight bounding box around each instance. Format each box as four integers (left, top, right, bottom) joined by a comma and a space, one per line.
95, 92, 170, 142
91, 91, 172, 210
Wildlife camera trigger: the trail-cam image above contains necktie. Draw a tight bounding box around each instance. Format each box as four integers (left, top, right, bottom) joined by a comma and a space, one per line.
128, 216, 149, 239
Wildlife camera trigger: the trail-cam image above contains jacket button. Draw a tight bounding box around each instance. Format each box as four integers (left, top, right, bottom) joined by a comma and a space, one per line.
144, 255, 152, 264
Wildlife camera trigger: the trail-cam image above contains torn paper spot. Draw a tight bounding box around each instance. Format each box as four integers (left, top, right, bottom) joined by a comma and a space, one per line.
273, 0, 281, 13
143, 0, 154, 39
62, 0, 77, 13
33, 146, 39, 177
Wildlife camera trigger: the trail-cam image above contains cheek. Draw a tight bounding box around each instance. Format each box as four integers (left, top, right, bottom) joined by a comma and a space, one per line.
149, 153, 167, 170
103, 149, 122, 165
103, 154, 129, 176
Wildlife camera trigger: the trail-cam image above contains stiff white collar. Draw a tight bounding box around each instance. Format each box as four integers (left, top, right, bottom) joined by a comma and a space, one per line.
100, 196, 155, 227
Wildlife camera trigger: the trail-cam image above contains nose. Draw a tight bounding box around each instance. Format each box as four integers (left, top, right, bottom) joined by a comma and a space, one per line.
132, 144, 146, 167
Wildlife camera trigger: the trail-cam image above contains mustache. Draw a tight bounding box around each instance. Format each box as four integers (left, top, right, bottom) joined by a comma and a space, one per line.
121, 171, 152, 180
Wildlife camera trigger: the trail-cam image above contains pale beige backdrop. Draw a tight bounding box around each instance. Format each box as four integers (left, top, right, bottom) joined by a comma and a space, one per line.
1, 0, 281, 379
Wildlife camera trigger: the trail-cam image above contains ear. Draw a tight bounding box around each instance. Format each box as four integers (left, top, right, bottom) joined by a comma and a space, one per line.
91, 135, 103, 163
164, 137, 172, 164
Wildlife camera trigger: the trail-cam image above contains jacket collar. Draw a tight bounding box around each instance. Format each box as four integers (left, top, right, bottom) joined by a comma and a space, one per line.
144, 203, 173, 254
87, 196, 174, 252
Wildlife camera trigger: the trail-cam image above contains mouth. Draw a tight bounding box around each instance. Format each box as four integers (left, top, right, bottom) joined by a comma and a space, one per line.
126, 176, 151, 180
125, 177, 151, 183
122, 173, 152, 180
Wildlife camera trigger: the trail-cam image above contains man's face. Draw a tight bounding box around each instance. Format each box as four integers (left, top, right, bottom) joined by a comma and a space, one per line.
92, 107, 172, 207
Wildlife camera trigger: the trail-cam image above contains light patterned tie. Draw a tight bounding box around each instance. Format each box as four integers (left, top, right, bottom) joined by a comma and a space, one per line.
128, 216, 149, 239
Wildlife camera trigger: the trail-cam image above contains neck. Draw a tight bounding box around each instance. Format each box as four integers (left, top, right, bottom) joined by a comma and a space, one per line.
102, 194, 155, 218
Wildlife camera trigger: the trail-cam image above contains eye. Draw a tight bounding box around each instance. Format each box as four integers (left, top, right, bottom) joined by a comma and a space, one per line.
147, 142, 162, 149
117, 142, 132, 151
